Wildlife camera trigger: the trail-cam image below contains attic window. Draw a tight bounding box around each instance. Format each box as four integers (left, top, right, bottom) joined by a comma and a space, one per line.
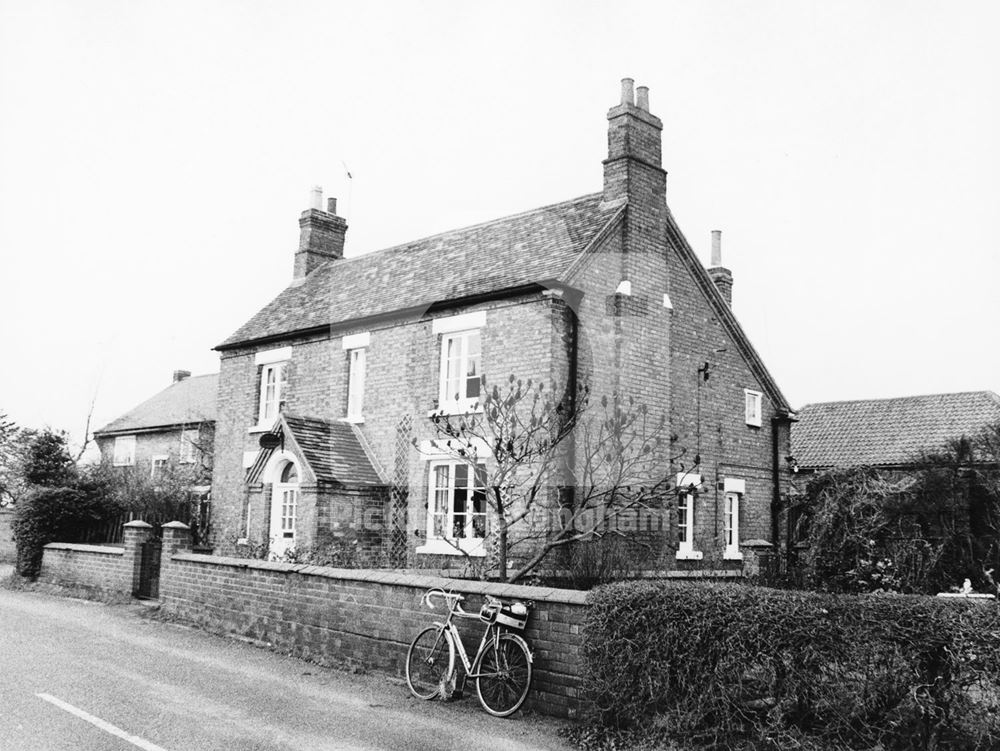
745, 390, 763, 427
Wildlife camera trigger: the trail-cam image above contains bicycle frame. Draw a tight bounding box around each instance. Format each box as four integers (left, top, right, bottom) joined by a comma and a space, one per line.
425, 590, 531, 679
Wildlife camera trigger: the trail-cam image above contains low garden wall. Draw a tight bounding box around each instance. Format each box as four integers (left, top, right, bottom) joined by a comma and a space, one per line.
38, 543, 128, 593
159, 546, 587, 717
37, 522, 588, 719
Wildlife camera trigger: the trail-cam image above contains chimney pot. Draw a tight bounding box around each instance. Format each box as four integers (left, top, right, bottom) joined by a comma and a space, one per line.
310, 185, 324, 211
173, 369, 191, 383
636, 86, 649, 111
620, 78, 635, 106
326, 197, 337, 215
711, 230, 722, 266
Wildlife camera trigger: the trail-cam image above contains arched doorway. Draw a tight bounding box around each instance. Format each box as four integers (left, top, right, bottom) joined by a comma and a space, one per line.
269, 459, 300, 559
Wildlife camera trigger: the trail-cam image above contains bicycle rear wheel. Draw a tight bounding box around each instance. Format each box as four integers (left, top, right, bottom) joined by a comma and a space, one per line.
406, 625, 454, 700
475, 632, 532, 717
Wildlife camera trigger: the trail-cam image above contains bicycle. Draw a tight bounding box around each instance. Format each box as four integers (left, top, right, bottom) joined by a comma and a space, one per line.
405, 588, 533, 717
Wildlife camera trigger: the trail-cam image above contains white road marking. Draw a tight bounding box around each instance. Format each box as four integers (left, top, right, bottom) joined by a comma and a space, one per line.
35, 693, 170, 751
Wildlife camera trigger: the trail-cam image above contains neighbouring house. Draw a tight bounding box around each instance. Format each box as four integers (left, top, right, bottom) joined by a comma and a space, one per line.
791, 391, 1000, 473
93, 370, 217, 497
210, 78, 795, 576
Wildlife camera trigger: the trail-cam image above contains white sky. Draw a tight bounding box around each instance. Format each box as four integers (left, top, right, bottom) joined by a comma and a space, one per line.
1, 1, 998, 456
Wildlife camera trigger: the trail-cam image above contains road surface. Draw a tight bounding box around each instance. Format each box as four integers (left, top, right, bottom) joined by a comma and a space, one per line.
0, 572, 571, 750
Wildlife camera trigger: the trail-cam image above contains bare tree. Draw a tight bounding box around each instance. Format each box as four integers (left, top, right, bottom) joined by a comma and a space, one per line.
421, 375, 677, 583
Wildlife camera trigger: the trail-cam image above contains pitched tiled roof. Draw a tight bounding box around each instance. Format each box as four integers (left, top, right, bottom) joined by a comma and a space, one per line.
94, 374, 218, 436
247, 415, 385, 487
792, 391, 1000, 469
218, 193, 623, 348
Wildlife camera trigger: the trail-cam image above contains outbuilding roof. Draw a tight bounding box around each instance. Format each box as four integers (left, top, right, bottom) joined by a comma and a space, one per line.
217, 193, 622, 349
792, 391, 1000, 469
94, 374, 218, 436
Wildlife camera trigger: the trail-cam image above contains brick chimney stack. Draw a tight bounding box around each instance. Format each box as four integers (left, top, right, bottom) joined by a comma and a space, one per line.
602, 78, 666, 207
172, 369, 191, 383
707, 230, 733, 306
294, 186, 347, 281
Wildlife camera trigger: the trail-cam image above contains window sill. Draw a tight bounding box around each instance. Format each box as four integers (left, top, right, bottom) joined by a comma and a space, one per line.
342, 415, 365, 425
248, 424, 274, 435
675, 549, 703, 560
724, 549, 744, 560
428, 402, 484, 418
416, 539, 487, 557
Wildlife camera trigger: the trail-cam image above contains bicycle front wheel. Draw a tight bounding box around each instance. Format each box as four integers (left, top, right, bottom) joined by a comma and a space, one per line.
474, 632, 532, 717
406, 625, 454, 700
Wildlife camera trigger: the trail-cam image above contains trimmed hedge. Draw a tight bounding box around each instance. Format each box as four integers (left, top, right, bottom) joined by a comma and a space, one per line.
583, 581, 1000, 750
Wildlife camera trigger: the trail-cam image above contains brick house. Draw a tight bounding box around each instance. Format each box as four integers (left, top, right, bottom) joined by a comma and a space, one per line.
792, 391, 1000, 473
211, 79, 795, 575
93, 369, 216, 494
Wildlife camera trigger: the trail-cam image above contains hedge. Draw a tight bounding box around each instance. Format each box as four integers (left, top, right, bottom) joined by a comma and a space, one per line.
583, 581, 1000, 750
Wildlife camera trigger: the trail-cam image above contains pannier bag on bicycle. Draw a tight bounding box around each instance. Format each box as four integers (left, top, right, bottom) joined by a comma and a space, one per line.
479, 600, 528, 630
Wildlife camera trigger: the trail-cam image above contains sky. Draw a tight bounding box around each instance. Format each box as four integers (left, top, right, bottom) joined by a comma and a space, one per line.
1, 1, 998, 457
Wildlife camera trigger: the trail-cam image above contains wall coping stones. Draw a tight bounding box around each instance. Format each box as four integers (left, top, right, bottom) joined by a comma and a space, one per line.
169, 553, 589, 605
43, 543, 124, 555
123, 520, 153, 529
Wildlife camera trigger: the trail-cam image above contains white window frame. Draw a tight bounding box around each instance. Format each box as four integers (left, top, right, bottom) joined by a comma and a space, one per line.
257, 361, 288, 428
724, 493, 742, 559
416, 460, 488, 556
437, 329, 483, 415
179, 428, 199, 464
112, 435, 136, 467
675, 472, 703, 560
150, 454, 169, 480
346, 348, 366, 423
723, 478, 745, 560
745, 389, 763, 427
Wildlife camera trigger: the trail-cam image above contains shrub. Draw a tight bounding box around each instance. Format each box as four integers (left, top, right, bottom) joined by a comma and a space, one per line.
582, 580, 1000, 750
12, 485, 109, 578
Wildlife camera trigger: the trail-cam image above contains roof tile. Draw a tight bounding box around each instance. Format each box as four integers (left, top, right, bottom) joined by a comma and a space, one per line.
94, 374, 217, 435
792, 391, 1000, 468
218, 193, 619, 348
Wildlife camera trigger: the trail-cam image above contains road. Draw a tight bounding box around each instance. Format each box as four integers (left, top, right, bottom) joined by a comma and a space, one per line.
0, 573, 571, 751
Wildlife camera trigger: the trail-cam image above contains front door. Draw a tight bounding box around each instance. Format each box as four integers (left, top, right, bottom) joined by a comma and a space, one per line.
269, 461, 299, 558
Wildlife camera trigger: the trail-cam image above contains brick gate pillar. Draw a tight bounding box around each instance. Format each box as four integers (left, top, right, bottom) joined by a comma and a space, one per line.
122, 520, 153, 596
160, 521, 192, 575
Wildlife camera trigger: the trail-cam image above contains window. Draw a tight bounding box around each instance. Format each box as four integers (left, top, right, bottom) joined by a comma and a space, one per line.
113, 435, 136, 467
424, 461, 487, 551
179, 429, 199, 464
439, 330, 482, 412
722, 478, 745, 559
724, 493, 741, 559
675, 472, 703, 560
745, 389, 763, 427
258, 361, 288, 426
150, 455, 169, 480
346, 348, 366, 422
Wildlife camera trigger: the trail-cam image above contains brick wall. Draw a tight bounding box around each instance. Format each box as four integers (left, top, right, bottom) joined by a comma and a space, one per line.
213, 293, 568, 571
667, 236, 792, 563
95, 422, 214, 483
38, 543, 128, 593
0, 509, 14, 562
159, 552, 588, 718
